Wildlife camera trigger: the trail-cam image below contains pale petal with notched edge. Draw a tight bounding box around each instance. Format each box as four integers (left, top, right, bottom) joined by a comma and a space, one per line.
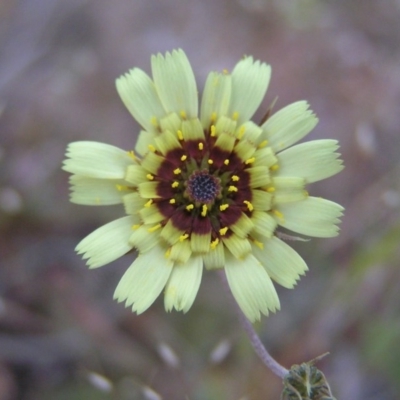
63, 141, 133, 179
164, 255, 203, 313
116, 68, 166, 133
228, 57, 271, 124
151, 49, 198, 118
260, 101, 318, 151
275, 197, 344, 237
113, 245, 173, 314
76, 216, 137, 268
276, 139, 344, 183
200, 72, 232, 128
224, 252, 280, 322
69, 176, 126, 205
252, 237, 308, 288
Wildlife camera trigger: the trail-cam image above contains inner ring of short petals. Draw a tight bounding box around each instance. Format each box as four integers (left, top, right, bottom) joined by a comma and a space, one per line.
186, 170, 221, 204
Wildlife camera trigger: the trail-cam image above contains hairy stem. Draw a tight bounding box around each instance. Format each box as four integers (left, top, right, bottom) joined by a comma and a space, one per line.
219, 270, 288, 379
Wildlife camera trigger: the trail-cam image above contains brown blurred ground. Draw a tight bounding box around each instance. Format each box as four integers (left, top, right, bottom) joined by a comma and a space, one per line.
1, 0, 400, 399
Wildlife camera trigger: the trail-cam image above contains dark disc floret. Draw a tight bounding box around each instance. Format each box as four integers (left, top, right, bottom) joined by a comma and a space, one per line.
186, 170, 221, 204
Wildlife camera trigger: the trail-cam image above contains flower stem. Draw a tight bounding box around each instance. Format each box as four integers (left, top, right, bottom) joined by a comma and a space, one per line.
219, 270, 288, 379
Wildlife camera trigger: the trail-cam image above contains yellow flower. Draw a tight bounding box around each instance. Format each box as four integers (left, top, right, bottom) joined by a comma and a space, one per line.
63, 49, 344, 322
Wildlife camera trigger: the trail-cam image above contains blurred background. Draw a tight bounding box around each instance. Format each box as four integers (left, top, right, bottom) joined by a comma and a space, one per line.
1, 0, 400, 399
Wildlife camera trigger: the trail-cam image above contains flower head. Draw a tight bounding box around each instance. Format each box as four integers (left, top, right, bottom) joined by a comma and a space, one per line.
63, 49, 344, 322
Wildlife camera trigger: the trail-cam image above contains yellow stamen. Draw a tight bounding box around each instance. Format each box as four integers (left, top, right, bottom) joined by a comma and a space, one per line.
231, 175, 240, 182
224, 159, 230, 165
169, 199, 176, 204
219, 227, 228, 236
173, 168, 181, 175
150, 116, 158, 127
186, 204, 194, 211
148, 223, 162, 232
232, 111, 239, 121
148, 144, 156, 152
180, 155, 187, 161
165, 248, 171, 258
131, 224, 140, 230
144, 199, 153, 208
210, 238, 219, 249
208, 159, 213, 165
211, 113, 217, 124
304, 190, 309, 197
267, 187, 275, 192
228, 186, 238, 192
245, 157, 256, 164
127, 150, 136, 160
273, 209, 284, 219
222, 69, 229, 75
116, 184, 129, 191
201, 204, 208, 217
243, 200, 254, 212
253, 240, 264, 249
171, 181, 179, 188
219, 204, 229, 211
179, 233, 189, 241
177, 130, 184, 141
270, 164, 279, 171
198, 142, 204, 150
146, 174, 154, 180
180, 110, 187, 119
238, 126, 246, 139
210, 125, 217, 136
258, 140, 268, 148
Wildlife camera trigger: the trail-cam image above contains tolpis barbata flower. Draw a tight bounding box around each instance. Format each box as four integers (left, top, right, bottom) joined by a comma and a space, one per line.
63, 49, 344, 322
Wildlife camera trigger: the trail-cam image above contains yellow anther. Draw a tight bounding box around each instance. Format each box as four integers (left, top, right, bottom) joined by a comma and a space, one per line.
232, 111, 239, 121
210, 238, 219, 249
179, 233, 189, 241
211, 113, 217, 123
173, 168, 181, 175
253, 240, 264, 249
219, 204, 229, 211
148, 144, 156, 152
148, 223, 162, 232
180, 155, 187, 161
270, 164, 279, 171
210, 125, 217, 136
224, 159, 230, 165
131, 224, 141, 230
208, 159, 213, 165
231, 175, 240, 182
146, 174, 154, 180
201, 204, 208, 217
165, 248, 171, 258
219, 227, 228, 236
258, 140, 268, 148
238, 126, 246, 139
222, 69, 229, 75
169, 199, 176, 204
144, 199, 153, 208
273, 209, 284, 219
186, 204, 194, 211
150, 116, 158, 127
304, 190, 309, 197
171, 181, 179, 188
245, 157, 256, 164
180, 110, 187, 119
198, 142, 204, 150
177, 130, 184, 141
116, 184, 128, 191
267, 186, 276, 192
127, 150, 136, 160
228, 186, 238, 192
243, 200, 254, 212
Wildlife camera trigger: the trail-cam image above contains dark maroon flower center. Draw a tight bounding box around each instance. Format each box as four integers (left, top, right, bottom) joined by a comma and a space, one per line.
186, 170, 221, 204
